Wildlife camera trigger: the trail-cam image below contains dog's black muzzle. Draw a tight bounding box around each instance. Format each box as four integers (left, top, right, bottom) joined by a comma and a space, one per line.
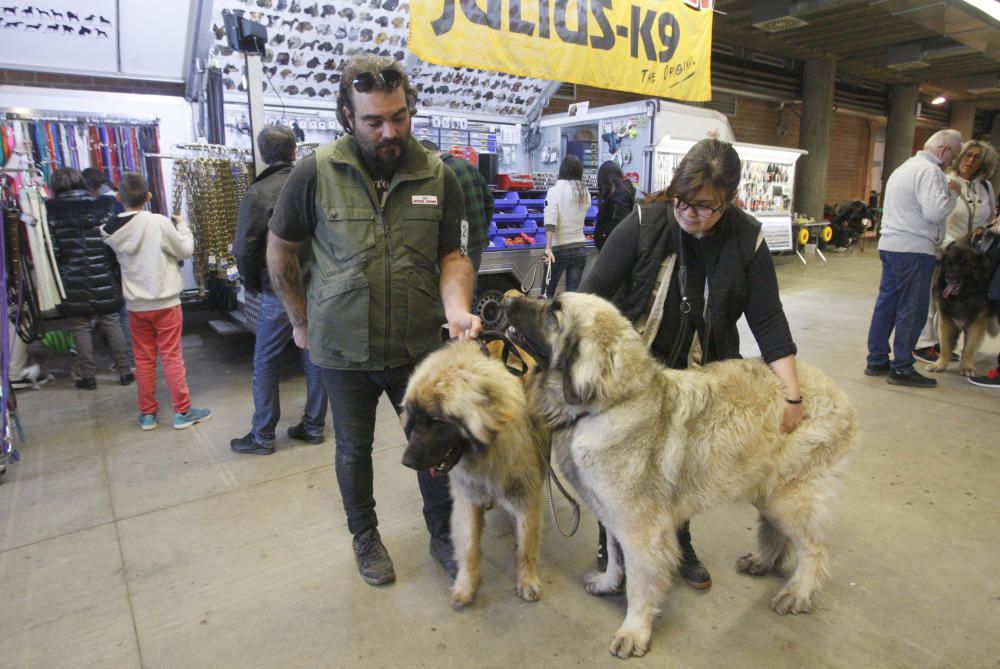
502, 296, 551, 366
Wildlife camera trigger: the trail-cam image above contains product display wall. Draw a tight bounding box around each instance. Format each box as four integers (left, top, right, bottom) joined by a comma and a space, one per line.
210, 0, 549, 118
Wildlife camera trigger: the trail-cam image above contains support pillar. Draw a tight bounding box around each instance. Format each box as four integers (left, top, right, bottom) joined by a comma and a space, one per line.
948, 101, 975, 141
793, 58, 836, 221
882, 83, 919, 194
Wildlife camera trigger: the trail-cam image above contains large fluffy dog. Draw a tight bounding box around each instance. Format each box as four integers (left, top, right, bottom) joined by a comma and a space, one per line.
927, 242, 999, 376
504, 293, 858, 659
401, 341, 549, 606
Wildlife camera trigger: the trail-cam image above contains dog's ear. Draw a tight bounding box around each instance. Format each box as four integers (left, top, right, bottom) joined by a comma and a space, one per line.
558, 329, 608, 406
559, 331, 585, 405
452, 416, 492, 455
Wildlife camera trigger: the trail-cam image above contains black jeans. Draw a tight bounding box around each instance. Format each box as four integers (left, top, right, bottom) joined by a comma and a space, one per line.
319, 365, 452, 538
543, 245, 588, 298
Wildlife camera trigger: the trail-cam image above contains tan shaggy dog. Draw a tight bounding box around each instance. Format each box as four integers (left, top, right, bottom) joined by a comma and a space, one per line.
504, 292, 858, 659
401, 341, 549, 606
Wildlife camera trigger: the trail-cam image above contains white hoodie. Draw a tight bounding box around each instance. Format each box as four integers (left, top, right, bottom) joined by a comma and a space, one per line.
102, 210, 194, 312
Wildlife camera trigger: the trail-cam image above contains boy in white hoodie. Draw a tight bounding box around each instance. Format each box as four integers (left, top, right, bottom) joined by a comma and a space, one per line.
102, 172, 212, 431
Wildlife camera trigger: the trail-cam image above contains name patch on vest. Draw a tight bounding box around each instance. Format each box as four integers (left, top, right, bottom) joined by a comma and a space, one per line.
411, 195, 438, 205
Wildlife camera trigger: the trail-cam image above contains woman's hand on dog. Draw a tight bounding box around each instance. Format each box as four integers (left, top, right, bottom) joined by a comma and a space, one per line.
782, 402, 804, 433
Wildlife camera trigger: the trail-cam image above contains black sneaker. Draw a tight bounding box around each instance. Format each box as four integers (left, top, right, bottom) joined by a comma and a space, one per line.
968, 367, 1000, 389
229, 433, 275, 455
864, 362, 891, 376
75, 377, 97, 390
429, 534, 459, 582
353, 528, 396, 585
887, 369, 937, 388
120, 373, 135, 386
912, 345, 940, 364
287, 422, 324, 445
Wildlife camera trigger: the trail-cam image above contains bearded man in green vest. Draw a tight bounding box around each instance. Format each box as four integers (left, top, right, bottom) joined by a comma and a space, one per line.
267, 54, 481, 586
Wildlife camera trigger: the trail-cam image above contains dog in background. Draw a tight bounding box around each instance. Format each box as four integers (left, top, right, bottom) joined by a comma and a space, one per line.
401, 341, 549, 606
505, 292, 858, 659
927, 242, 999, 376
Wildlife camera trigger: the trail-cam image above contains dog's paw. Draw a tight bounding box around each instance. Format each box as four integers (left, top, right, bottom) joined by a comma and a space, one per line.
608, 626, 650, 658
959, 365, 977, 377
925, 362, 947, 373
770, 589, 814, 615
516, 576, 542, 602
584, 570, 623, 596
450, 579, 478, 607
736, 552, 771, 576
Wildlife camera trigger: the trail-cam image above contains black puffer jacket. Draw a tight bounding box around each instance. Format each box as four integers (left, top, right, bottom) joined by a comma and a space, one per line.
46, 189, 123, 316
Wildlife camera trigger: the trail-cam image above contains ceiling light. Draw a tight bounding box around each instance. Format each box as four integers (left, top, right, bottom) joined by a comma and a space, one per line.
931, 96, 947, 105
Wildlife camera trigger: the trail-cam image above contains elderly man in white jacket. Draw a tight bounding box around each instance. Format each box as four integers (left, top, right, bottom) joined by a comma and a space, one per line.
865, 129, 962, 388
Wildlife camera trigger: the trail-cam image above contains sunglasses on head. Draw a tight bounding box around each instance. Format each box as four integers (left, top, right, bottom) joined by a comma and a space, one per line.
350, 68, 403, 93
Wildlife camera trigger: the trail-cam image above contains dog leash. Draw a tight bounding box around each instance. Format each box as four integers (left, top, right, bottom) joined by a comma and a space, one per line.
521, 257, 552, 297
537, 436, 581, 537
473, 332, 581, 537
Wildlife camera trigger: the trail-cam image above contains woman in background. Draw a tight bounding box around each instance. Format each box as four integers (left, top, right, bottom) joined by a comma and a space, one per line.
542, 154, 591, 298
594, 160, 636, 251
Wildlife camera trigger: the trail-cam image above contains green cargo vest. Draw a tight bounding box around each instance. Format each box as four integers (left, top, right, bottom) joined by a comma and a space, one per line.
308, 136, 446, 369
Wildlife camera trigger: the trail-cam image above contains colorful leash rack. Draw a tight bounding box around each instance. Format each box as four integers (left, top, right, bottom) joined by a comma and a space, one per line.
1, 112, 167, 212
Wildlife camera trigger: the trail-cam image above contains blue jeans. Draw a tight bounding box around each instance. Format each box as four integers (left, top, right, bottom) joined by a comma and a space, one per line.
866, 251, 937, 373
251, 292, 327, 444
319, 364, 452, 539
543, 246, 588, 298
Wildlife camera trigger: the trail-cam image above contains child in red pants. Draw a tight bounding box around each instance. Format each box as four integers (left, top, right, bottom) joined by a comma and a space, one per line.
101, 172, 212, 430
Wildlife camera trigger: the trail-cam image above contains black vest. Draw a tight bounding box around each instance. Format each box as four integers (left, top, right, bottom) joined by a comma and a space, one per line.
614, 201, 763, 364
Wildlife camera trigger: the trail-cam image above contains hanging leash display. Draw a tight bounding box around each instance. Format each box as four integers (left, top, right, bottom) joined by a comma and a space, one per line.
168, 144, 251, 292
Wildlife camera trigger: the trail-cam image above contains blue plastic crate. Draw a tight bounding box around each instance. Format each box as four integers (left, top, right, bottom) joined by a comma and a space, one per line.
493, 204, 528, 223
493, 191, 520, 210
496, 220, 538, 236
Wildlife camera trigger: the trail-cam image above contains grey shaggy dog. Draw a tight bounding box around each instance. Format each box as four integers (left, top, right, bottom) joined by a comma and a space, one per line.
505, 292, 858, 659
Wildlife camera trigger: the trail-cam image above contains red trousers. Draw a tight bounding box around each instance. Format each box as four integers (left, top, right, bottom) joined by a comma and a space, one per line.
128, 306, 191, 415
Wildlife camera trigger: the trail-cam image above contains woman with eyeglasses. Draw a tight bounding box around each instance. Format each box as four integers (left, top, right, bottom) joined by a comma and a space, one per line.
579, 138, 801, 590
914, 140, 997, 363
943, 140, 997, 245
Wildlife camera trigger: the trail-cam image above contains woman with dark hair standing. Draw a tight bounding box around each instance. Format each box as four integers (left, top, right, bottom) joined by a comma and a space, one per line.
542, 154, 591, 298
594, 160, 636, 251
46, 167, 133, 389
580, 138, 803, 590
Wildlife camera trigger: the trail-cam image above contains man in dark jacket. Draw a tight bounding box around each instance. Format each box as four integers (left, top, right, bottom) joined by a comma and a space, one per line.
46, 167, 132, 390
230, 125, 328, 455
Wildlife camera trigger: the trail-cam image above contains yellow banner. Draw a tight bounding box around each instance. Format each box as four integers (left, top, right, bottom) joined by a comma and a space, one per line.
410, 1, 714, 102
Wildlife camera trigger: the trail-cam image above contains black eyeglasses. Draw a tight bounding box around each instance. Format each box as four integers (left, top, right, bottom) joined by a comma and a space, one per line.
674, 197, 726, 219
350, 68, 403, 93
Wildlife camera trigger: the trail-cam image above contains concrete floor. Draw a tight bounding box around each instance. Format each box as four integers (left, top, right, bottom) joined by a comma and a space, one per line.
1, 249, 998, 668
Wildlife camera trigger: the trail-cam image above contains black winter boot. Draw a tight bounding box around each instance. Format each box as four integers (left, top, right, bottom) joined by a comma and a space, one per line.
677, 521, 712, 590
597, 523, 608, 572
